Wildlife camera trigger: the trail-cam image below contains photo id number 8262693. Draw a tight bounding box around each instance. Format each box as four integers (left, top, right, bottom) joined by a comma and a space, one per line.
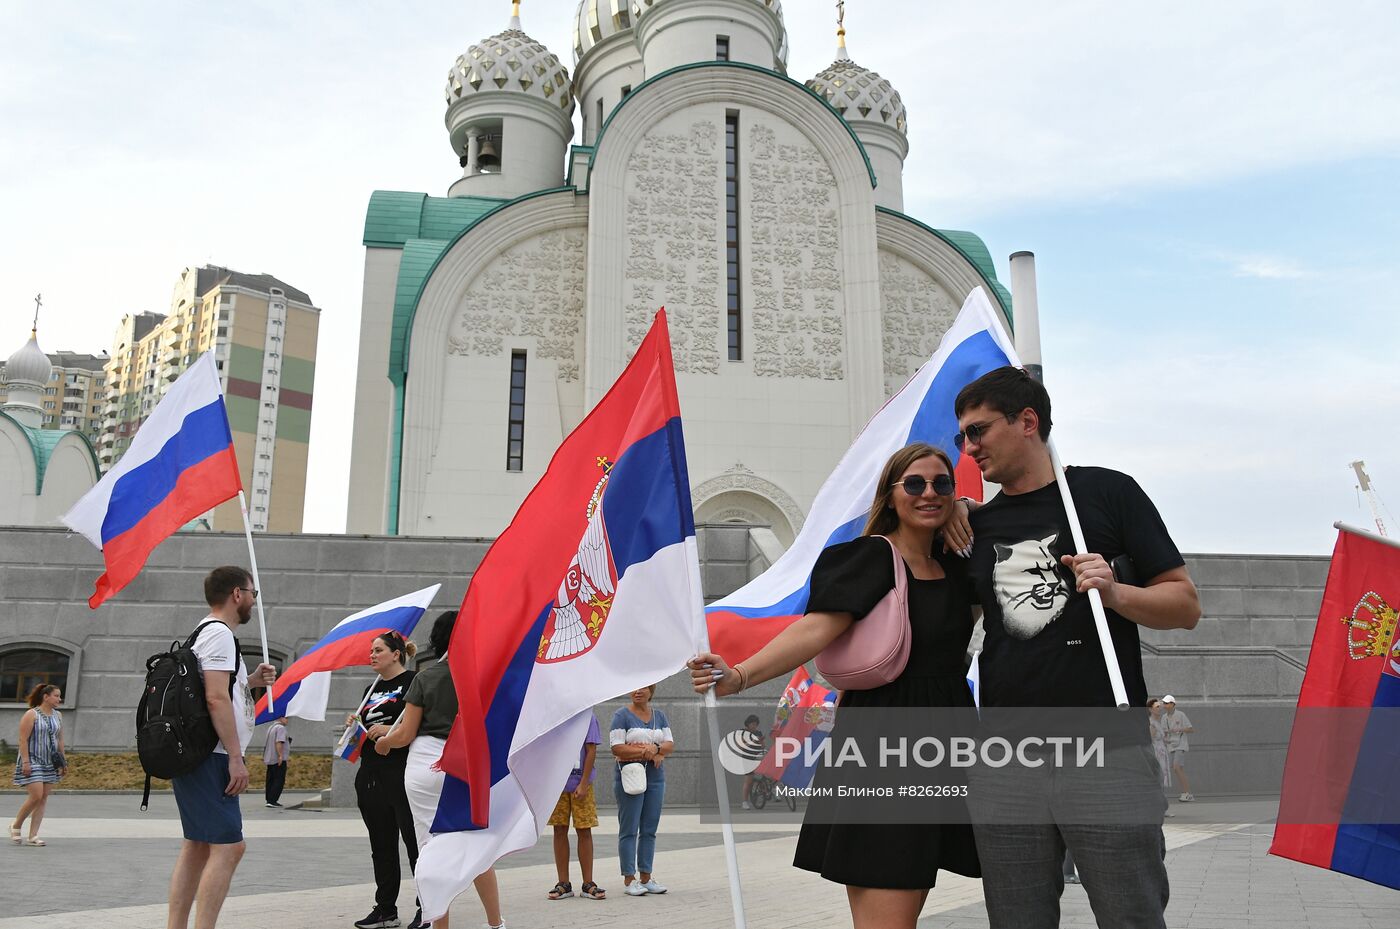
901, 785, 968, 798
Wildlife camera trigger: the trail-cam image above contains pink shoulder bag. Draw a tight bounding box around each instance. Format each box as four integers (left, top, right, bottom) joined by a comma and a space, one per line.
813, 536, 911, 690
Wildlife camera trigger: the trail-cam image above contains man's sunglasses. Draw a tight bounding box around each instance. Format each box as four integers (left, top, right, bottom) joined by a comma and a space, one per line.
890, 474, 956, 497
953, 413, 1017, 451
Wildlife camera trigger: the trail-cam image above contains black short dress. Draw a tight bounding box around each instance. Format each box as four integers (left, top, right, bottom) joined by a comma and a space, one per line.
792, 535, 982, 889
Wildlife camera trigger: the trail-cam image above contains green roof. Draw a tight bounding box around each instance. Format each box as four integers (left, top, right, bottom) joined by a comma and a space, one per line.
363, 191, 505, 249
362, 187, 576, 534
876, 207, 1014, 328
0, 410, 100, 494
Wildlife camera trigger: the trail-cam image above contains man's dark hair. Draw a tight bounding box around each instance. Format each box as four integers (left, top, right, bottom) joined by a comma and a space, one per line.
204, 565, 253, 607
429, 610, 457, 658
744, 714, 761, 728
954, 365, 1053, 441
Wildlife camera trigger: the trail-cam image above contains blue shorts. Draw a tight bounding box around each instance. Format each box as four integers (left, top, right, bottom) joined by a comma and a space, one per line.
171, 752, 244, 844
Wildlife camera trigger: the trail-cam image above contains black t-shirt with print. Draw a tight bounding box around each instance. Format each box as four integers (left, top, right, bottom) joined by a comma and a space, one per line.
968, 466, 1184, 709
358, 670, 415, 771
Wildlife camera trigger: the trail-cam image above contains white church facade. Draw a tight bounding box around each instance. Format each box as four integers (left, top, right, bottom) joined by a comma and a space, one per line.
347, 1, 1014, 543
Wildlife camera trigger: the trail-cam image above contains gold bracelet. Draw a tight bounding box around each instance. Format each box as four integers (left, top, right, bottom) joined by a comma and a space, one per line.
733, 662, 749, 693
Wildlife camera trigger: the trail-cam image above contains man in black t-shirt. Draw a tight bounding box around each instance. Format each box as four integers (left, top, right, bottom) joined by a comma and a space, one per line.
955, 366, 1200, 929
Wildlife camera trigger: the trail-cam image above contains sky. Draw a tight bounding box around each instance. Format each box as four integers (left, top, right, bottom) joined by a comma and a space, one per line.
2, 0, 1397, 555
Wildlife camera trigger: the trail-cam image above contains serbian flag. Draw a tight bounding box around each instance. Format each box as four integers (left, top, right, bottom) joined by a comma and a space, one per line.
1270, 525, 1400, 890
61, 352, 242, 609
756, 665, 836, 788
254, 585, 439, 724
706, 287, 1018, 664
416, 310, 704, 921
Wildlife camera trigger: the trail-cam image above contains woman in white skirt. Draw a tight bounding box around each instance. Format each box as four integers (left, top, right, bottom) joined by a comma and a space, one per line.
376, 612, 504, 929
11, 683, 67, 846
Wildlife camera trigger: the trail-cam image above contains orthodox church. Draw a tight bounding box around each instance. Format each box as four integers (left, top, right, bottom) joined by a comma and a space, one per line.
0, 327, 100, 527
346, 0, 1014, 544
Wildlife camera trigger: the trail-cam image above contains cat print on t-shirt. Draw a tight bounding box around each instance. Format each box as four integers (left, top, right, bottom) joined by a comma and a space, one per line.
992, 533, 1071, 639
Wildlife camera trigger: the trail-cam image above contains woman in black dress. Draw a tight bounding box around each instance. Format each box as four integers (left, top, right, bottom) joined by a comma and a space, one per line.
689, 442, 980, 929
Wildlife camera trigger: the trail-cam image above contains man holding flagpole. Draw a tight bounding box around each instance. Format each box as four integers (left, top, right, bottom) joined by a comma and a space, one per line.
167, 565, 277, 929
954, 366, 1200, 929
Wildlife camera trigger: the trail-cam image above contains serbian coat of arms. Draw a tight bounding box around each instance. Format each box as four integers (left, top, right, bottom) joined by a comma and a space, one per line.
537, 458, 619, 663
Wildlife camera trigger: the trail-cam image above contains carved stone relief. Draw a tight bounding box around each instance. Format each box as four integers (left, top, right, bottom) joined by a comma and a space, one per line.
877, 249, 960, 395
448, 229, 587, 381
692, 462, 805, 535
624, 120, 723, 373
747, 122, 844, 380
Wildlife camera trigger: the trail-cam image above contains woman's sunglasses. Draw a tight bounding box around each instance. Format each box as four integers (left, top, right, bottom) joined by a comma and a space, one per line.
890, 474, 956, 497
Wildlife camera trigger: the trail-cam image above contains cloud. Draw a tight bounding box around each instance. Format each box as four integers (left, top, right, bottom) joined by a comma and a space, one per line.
1229, 256, 1311, 280
1042, 334, 1400, 554
776, 0, 1400, 217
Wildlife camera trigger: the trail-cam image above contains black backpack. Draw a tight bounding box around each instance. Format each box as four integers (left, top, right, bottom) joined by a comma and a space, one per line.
136, 620, 238, 809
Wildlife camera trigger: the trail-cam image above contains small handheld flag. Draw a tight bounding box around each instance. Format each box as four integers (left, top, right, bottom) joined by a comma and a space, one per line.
255, 585, 440, 724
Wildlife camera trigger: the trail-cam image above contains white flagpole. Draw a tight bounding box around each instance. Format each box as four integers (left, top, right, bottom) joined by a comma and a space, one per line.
1047, 441, 1130, 708
689, 539, 749, 929
1335, 520, 1400, 553
236, 490, 275, 709
1001, 266, 1130, 708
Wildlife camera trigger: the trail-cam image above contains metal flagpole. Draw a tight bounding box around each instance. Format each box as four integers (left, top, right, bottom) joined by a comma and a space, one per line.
1336, 520, 1400, 554
1006, 257, 1130, 708
688, 540, 749, 929
236, 491, 275, 710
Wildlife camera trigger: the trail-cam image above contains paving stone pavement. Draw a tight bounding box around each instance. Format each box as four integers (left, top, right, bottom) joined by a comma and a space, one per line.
1, 794, 1393, 927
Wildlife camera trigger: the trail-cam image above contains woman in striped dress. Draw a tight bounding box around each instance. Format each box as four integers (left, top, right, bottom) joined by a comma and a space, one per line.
11, 683, 66, 846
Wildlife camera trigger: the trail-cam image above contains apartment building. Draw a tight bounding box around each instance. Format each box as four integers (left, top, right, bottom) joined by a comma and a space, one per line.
100, 266, 320, 532
0, 351, 107, 444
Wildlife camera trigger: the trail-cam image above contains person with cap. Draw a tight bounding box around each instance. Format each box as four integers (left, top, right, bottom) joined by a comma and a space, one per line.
1161, 695, 1195, 802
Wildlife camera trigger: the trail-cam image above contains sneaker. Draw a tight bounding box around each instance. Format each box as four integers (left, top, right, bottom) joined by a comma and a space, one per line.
1164, 807, 1176, 817
741, 801, 752, 810
624, 881, 647, 897
1179, 792, 1195, 802
265, 801, 283, 809
641, 880, 667, 894
354, 909, 400, 929
407, 909, 424, 929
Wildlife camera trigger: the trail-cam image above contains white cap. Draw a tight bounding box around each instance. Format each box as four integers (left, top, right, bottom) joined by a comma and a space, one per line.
1161, 694, 1177, 704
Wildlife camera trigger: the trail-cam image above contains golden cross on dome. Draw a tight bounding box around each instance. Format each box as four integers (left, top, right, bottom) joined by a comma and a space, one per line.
596, 455, 614, 473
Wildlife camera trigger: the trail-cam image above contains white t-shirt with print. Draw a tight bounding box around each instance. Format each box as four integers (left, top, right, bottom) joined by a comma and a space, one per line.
190, 618, 254, 755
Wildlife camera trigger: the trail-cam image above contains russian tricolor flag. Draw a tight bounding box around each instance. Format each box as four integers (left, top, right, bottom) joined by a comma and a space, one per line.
62, 352, 243, 609
415, 310, 704, 921
705, 287, 1019, 664
1271, 527, 1400, 890
254, 585, 440, 724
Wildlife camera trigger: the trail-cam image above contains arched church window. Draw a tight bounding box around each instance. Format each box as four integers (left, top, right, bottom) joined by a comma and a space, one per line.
0, 648, 70, 703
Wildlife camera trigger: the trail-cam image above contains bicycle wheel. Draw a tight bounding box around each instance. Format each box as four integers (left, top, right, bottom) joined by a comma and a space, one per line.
751, 778, 769, 810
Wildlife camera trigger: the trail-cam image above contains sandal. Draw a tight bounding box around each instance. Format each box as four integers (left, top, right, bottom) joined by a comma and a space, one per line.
547, 881, 573, 900
9, 824, 20, 845
580, 881, 606, 900
26, 835, 46, 846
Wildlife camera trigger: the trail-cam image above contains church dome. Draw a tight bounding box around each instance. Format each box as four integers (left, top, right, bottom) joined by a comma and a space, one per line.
632, 0, 789, 71
573, 0, 635, 61
806, 54, 907, 135
4, 332, 52, 387
445, 20, 575, 116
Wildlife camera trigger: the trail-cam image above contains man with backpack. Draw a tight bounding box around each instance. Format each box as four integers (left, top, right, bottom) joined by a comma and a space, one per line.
166, 566, 277, 929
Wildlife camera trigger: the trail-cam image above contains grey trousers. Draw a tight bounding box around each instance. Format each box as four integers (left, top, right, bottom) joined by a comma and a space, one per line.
969, 743, 1169, 929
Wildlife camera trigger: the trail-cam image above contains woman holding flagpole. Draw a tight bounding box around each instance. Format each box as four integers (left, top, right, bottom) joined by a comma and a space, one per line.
690, 442, 981, 929
376, 612, 504, 929
350, 630, 422, 929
